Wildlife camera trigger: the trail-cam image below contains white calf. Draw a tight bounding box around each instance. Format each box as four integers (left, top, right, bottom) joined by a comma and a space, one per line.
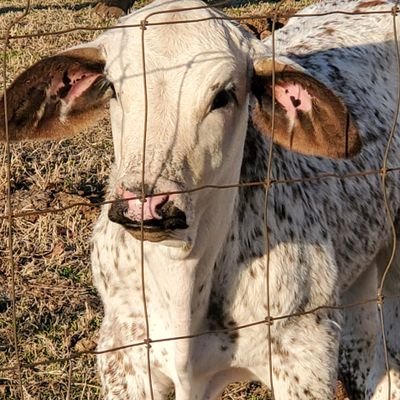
2, 0, 400, 399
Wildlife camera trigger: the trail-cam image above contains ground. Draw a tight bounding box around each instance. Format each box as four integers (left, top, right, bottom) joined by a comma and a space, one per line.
0, 1, 313, 399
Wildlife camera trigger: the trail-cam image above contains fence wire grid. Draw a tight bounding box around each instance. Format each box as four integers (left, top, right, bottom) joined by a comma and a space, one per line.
1, 0, 400, 399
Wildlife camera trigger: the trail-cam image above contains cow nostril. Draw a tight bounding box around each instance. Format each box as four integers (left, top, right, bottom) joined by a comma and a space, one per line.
108, 198, 131, 226
155, 195, 170, 215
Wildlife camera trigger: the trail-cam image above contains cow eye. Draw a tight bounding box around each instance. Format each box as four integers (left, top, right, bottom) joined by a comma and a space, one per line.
210, 89, 235, 111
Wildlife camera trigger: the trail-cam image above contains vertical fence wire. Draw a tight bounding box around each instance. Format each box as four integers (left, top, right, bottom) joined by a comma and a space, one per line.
139, 13, 155, 400
2, 2, 32, 398
261, 1, 290, 397
377, 4, 400, 399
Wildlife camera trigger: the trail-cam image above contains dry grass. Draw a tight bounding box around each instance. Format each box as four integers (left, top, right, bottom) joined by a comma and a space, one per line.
0, 1, 312, 399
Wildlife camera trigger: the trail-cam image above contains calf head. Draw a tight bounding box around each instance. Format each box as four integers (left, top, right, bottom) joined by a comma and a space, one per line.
0, 0, 361, 248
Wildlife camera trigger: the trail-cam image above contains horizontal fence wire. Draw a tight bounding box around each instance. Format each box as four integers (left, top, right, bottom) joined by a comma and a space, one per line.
1, 0, 400, 399
0, 295, 398, 374
2, 167, 400, 221
1, 9, 400, 42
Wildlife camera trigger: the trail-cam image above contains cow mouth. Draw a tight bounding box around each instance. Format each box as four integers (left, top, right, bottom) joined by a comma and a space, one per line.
108, 201, 188, 242
123, 216, 188, 242
123, 214, 188, 231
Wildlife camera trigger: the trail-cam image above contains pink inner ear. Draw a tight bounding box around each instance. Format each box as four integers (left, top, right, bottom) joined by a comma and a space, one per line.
66, 72, 101, 103
274, 82, 312, 120
48, 70, 101, 104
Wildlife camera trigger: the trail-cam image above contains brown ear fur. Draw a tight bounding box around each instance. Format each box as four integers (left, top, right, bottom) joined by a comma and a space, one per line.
251, 60, 361, 159
0, 47, 114, 143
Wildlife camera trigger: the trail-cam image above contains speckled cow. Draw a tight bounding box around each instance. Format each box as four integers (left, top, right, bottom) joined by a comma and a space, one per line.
1, 0, 400, 399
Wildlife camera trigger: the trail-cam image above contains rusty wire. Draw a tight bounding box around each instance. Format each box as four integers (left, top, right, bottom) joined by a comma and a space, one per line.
139, 8, 154, 400
375, 3, 400, 398
2, 294, 399, 374
3, 166, 400, 222
2, 1, 31, 399
261, 1, 289, 397
0, 8, 399, 42
1, 1, 400, 400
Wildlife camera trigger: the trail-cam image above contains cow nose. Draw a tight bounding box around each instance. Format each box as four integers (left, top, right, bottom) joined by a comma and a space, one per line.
125, 190, 170, 221
108, 189, 188, 231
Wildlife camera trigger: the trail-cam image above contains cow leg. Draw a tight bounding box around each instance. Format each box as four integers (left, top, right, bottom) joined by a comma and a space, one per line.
365, 296, 400, 400
248, 311, 341, 399
98, 348, 172, 400
340, 264, 379, 399
97, 318, 172, 400
340, 245, 400, 399
366, 245, 400, 400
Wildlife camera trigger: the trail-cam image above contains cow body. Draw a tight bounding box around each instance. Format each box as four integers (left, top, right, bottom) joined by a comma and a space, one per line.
2, 0, 400, 399
91, 1, 400, 398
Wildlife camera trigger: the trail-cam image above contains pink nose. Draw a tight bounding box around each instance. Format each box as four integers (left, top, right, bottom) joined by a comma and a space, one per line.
109, 187, 188, 233
122, 189, 169, 221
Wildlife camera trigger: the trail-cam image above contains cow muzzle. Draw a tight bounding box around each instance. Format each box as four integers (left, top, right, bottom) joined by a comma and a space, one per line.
108, 188, 188, 242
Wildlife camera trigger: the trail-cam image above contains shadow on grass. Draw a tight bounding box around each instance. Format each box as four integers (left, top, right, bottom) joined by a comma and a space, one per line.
0, 0, 281, 15
0, 1, 96, 15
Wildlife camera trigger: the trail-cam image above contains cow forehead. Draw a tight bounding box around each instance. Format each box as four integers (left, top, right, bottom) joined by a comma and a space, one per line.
98, 1, 251, 146
101, 0, 250, 94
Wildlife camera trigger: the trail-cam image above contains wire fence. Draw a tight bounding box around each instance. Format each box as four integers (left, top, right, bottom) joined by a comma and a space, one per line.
1, 0, 400, 399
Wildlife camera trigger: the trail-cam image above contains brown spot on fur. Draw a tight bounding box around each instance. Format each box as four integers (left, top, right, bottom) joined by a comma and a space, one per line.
124, 362, 135, 376
325, 27, 336, 36
355, 0, 386, 11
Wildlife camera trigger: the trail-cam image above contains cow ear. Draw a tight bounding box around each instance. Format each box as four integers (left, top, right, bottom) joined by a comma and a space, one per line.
251, 59, 361, 159
0, 47, 114, 142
